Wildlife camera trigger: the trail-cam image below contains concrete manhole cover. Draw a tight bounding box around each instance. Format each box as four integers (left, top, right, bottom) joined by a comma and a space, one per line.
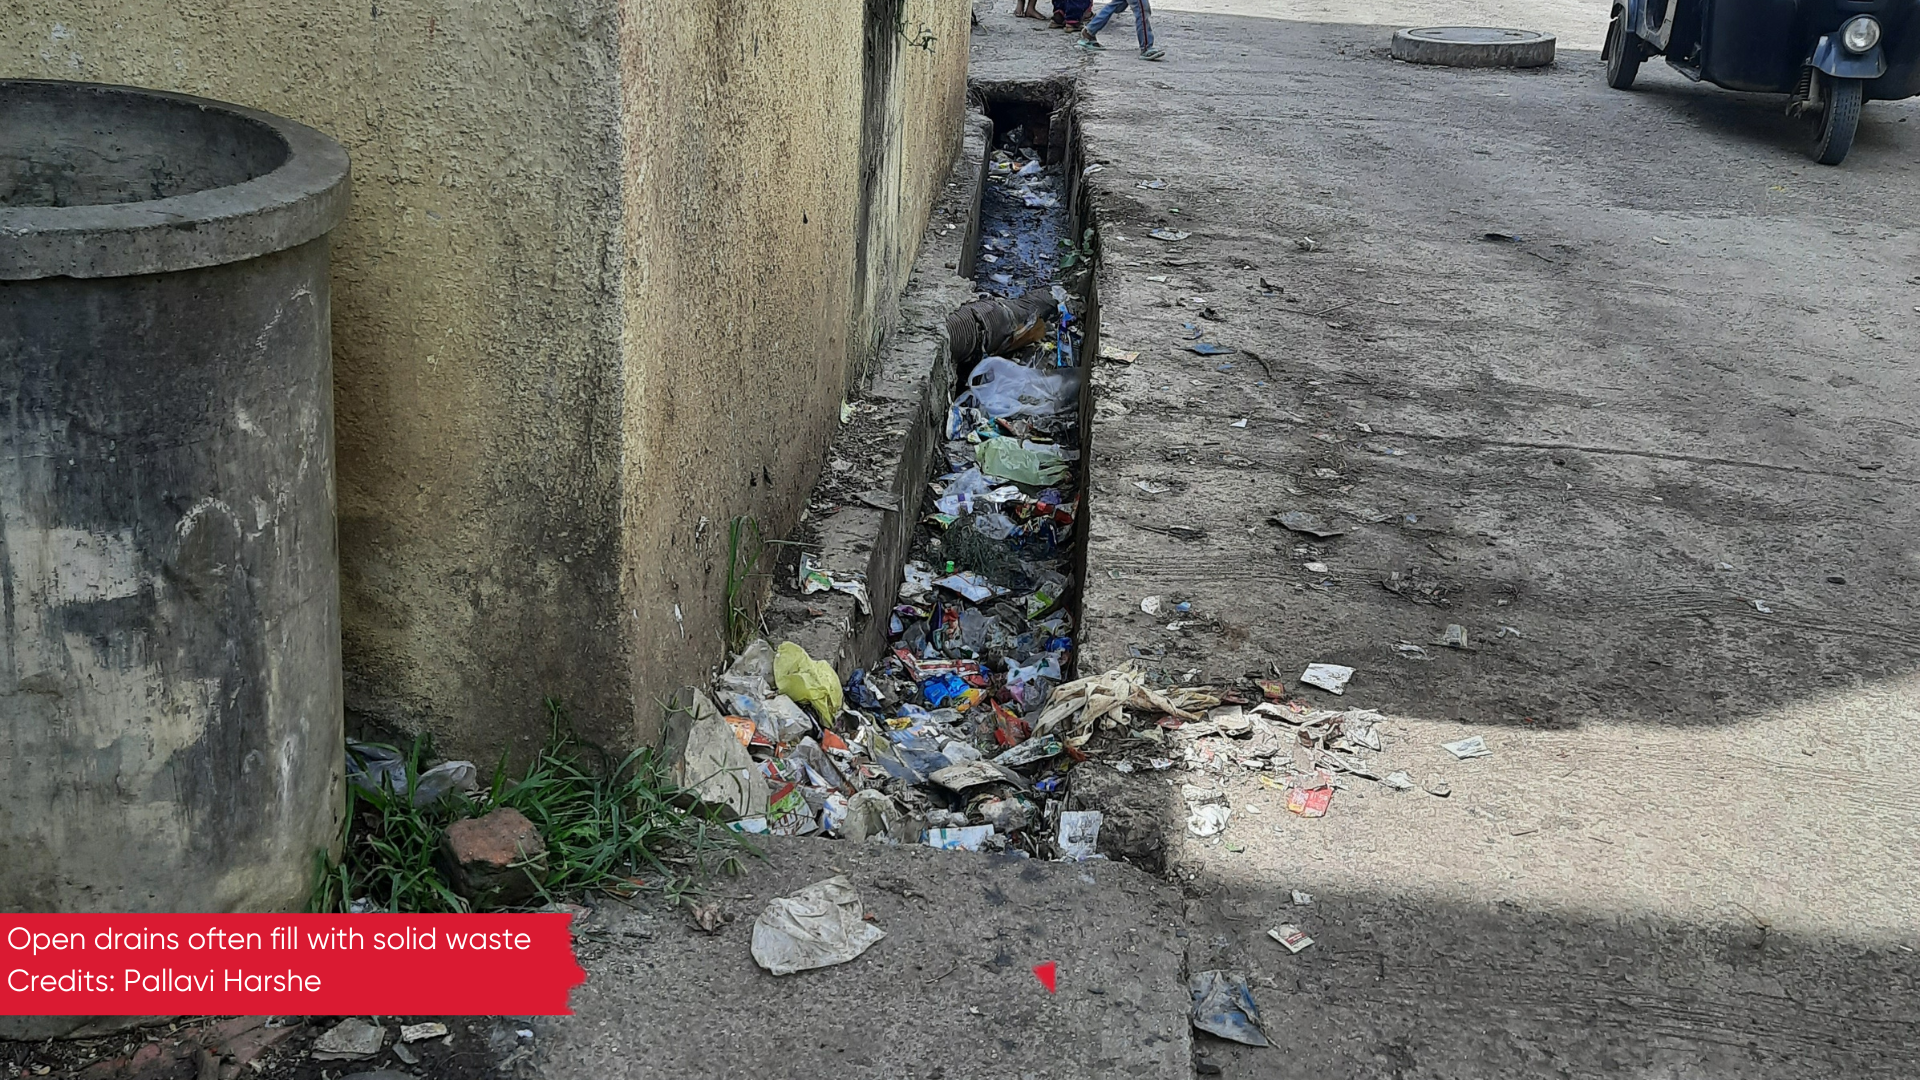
1390, 26, 1556, 68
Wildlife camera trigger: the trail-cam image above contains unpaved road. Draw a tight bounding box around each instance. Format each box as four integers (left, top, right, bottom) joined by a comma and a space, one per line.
983, 3, 1920, 1076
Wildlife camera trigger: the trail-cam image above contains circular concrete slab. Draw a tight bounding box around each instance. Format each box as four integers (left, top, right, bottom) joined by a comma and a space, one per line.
1390, 26, 1556, 68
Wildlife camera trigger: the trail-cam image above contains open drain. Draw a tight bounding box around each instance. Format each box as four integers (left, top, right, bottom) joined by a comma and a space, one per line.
855, 94, 1097, 852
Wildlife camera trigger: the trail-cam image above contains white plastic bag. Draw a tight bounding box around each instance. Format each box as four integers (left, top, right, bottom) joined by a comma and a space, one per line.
750, 876, 886, 975
956, 356, 1081, 420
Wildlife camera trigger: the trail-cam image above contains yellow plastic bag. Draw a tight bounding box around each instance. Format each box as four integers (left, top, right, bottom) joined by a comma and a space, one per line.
775, 641, 843, 723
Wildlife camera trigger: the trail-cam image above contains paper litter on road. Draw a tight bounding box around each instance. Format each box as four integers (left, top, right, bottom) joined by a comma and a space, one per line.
1268, 924, 1314, 953
1300, 663, 1355, 694
1184, 785, 1233, 837
1441, 735, 1491, 759
1056, 810, 1104, 861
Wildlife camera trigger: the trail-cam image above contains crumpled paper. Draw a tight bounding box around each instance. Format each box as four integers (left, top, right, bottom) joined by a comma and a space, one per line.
1027, 663, 1219, 746
750, 876, 886, 976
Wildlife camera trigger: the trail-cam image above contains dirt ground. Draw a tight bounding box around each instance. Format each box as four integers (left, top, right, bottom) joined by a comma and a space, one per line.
0, 1014, 528, 1079
982, 0, 1920, 1075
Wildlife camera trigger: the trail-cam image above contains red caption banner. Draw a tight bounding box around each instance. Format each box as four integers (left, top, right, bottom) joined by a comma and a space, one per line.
2, 915, 585, 1016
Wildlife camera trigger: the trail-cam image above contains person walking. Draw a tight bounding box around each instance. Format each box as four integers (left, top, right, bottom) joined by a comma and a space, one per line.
1076, 0, 1164, 59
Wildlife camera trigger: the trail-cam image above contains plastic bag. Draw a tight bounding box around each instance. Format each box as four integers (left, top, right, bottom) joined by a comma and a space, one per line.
775, 641, 844, 722
935, 468, 1019, 517
977, 437, 1069, 486
750, 876, 886, 975
1189, 970, 1271, 1047
761, 694, 815, 744
729, 639, 776, 681
970, 512, 1019, 541
956, 356, 1081, 420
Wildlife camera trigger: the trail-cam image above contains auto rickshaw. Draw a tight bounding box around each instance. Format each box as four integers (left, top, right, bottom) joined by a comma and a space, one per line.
1603, 0, 1920, 163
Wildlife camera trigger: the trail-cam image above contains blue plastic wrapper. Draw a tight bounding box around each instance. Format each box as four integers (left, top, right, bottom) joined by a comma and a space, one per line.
922, 673, 971, 706
893, 745, 954, 780
847, 669, 885, 710
1189, 970, 1271, 1047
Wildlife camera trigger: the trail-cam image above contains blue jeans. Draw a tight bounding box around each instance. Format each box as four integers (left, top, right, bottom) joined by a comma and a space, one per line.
1085, 0, 1154, 51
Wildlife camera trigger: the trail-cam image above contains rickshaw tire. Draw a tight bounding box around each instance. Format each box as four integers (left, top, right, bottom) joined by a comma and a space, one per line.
1812, 77, 1863, 165
1605, 13, 1641, 90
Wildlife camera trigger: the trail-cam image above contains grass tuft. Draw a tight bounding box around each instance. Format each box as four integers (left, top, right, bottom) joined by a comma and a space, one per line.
309, 700, 745, 913
725, 515, 767, 655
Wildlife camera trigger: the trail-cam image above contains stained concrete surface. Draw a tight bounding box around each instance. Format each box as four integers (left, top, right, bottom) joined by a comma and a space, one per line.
531, 837, 1191, 1078
981, 1, 1920, 1075
2, 0, 969, 763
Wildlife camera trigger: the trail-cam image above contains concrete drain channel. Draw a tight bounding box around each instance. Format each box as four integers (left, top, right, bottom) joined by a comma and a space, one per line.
685, 88, 1193, 867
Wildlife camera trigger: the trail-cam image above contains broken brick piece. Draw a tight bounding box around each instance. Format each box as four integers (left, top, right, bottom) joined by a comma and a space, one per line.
440, 807, 549, 907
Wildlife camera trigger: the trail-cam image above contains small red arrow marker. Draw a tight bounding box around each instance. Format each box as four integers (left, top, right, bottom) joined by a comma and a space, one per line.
1034, 962, 1057, 993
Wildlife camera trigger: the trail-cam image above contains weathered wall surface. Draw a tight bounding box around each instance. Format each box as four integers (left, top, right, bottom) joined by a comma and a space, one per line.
612, 0, 970, 744
2, 0, 632, 760
2, 0, 967, 757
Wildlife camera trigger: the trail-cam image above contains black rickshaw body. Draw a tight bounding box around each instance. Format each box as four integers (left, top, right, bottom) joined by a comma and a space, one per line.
1622, 0, 1920, 100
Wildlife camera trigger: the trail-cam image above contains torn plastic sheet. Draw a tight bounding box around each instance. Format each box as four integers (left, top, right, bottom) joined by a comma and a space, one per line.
1189, 970, 1271, 1047
750, 876, 886, 975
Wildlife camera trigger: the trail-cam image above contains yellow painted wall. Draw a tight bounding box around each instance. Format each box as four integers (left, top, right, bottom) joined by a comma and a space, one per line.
2, 0, 967, 756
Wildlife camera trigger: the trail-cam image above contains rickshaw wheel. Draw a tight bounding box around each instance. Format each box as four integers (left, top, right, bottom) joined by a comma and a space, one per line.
1604, 11, 1640, 90
1811, 76, 1863, 165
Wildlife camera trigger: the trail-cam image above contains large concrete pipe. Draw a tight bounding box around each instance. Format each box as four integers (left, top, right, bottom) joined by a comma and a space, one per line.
0, 80, 350, 913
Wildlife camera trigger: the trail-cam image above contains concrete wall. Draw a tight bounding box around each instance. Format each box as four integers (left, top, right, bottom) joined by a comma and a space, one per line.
2, 0, 967, 759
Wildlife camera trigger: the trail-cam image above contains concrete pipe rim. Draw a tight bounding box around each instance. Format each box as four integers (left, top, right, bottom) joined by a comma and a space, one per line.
0, 80, 351, 280
1390, 26, 1558, 67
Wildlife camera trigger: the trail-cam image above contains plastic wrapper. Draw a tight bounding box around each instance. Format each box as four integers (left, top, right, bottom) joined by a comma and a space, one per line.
775, 641, 844, 722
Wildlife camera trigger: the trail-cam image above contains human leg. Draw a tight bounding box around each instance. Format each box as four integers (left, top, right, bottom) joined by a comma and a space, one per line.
1083, 0, 1128, 40
1132, 0, 1156, 52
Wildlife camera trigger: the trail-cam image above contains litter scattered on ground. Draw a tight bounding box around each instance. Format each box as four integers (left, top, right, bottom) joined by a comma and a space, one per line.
1291, 890, 1313, 905
1273, 510, 1344, 538
1437, 623, 1468, 648
699, 124, 1480, 868
749, 876, 886, 975
1382, 770, 1415, 790
1441, 735, 1491, 759
311, 1019, 385, 1061
1149, 228, 1192, 241
1285, 783, 1333, 817
1300, 663, 1355, 694
399, 1023, 447, 1044
1268, 924, 1314, 953
1184, 785, 1233, 837
1056, 810, 1104, 860
346, 742, 478, 807
1425, 778, 1452, 797
1190, 970, 1272, 1047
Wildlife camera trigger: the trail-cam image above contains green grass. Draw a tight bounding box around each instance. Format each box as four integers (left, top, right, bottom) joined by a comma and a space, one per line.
725, 515, 767, 655
309, 701, 746, 914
